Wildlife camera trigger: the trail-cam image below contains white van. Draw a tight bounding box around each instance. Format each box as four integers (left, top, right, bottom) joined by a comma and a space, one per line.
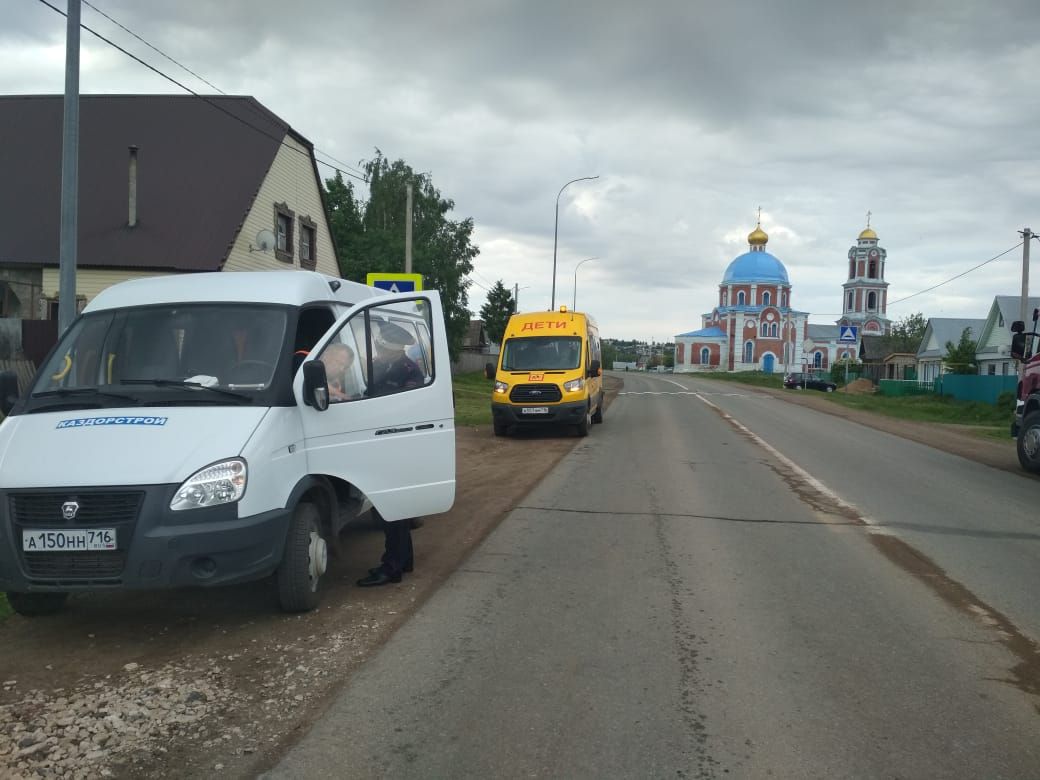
0, 271, 455, 615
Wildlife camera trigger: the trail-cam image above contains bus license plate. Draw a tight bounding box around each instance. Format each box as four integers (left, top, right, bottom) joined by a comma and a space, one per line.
521, 407, 549, 415
22, 529, 117, 552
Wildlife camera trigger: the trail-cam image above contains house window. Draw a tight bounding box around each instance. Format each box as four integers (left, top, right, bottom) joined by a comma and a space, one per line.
743, 341, 753, 364
274, 203, 295, 264
299, 215, 317, 271
868, 260, 877, 278
770, 323, 778, 337
999, 313, 1004, 327
867, 291, 877, 311
738, 291, 746, 306
700, 347, 710, 365
814, 351, 823, 368
761, 322, 769, 337
762, 291, 771, 306
849, 259, 855, 279
987, 364, 996, 375
1003, 362, 1009, 375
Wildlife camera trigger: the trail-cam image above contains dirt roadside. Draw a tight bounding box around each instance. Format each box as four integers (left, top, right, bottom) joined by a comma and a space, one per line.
0, 375, 1025, 779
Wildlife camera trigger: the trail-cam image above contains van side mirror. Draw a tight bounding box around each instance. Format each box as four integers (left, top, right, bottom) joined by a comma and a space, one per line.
0, 371, 18, 416
484, 362, 496, 380
588, 359, 601, 378
1011, 320, 1026, 334
302, 360, 330, 411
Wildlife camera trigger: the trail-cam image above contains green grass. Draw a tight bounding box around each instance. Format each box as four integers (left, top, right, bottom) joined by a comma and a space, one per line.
691, 371, 1014, 428
453, 371, 493, 427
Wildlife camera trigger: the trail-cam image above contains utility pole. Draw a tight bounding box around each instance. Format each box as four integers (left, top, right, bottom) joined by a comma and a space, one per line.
513, 283, 519, 313
1021, 228, 1033, 381
58, 0, 81, 334
404, 183, 413, 274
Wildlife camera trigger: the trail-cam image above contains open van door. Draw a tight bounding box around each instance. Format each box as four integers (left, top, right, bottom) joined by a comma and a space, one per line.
294, 291, 455, 521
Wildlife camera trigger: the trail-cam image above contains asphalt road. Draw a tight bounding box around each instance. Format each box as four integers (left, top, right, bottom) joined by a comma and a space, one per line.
267, 372, 1040, 779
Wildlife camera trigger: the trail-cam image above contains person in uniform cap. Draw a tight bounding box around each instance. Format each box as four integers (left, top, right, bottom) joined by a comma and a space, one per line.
357, 319, 424, 587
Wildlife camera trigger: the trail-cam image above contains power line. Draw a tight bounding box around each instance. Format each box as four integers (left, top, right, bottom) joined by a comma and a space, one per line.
36, 0, 368, 184
82, 0, 225, 95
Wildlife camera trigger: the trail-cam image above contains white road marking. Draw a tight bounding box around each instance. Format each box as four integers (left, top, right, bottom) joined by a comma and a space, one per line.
690, 391, 885, 531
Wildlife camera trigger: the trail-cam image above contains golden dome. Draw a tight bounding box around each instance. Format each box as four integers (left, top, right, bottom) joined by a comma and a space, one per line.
748, 225, 769, 246
858, 227, 878, 240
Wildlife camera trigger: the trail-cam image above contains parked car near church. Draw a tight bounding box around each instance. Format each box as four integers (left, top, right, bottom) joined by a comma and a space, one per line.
783, 372, 837, 392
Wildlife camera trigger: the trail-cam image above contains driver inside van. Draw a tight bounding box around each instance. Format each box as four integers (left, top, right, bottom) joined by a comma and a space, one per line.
323, 342, 362, 402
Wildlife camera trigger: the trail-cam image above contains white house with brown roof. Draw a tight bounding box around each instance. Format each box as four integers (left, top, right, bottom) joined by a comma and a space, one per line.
0, 94, 340, 327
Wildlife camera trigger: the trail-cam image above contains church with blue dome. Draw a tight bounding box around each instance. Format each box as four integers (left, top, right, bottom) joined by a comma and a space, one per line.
675, 215, 869, 374
674, 218, 811, 373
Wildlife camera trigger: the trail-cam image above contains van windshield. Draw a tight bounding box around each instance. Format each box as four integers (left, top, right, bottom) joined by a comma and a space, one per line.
501, 336, 582, 371
31, 304, 289, 401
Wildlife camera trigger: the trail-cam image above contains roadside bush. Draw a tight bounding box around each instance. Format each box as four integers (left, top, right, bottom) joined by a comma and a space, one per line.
996, 390, 1017, 413
831, 361, 862, 384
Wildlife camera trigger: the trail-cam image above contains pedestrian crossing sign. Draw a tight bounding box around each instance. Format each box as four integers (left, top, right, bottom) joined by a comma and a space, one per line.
366, 273, 424, 293
838, 325, 859, 343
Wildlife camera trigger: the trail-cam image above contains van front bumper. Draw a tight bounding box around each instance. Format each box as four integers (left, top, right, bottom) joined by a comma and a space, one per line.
492, 399, 587, 426
0, 484, 291, 593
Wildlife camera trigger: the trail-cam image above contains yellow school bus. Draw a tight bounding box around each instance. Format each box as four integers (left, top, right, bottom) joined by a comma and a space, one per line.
485, 306, 604, 436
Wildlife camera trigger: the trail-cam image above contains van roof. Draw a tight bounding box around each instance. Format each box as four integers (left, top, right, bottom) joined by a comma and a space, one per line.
84, 271, 385, 312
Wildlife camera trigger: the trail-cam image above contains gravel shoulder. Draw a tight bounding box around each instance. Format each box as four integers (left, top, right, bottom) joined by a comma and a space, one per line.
0, 374, 1023, 778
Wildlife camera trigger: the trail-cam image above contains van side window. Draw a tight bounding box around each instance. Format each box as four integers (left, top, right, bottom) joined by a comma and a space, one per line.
355, 301, 434, 397
292, 306, 337, 374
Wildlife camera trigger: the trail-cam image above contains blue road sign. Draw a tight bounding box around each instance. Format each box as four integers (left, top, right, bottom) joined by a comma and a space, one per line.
838, 325, 859, 343
366, 273, 424, 293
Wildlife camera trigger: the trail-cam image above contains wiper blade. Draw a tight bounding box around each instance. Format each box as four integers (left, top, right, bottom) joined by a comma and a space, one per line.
32, 387, 137, 402
120, 378, 251, 401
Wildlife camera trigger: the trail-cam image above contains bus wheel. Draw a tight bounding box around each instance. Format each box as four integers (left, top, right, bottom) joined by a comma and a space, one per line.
493, 421, 509, 437
576, 405, 591, 437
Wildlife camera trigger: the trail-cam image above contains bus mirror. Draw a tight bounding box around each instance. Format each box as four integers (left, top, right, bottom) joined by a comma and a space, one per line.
1011, 320, 1025, 334
588, 359, 601, 377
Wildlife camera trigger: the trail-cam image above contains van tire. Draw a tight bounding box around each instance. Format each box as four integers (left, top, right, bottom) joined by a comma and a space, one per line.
276, 502, 326, 613
6, 591, 68, 616
576, 405, 591, 437
493, 421, 509, 437
591, 395, 604, 424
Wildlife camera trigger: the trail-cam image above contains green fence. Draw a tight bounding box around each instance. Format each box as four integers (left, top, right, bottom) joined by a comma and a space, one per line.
878, 379, 934, 397
935, 374, 1018, 404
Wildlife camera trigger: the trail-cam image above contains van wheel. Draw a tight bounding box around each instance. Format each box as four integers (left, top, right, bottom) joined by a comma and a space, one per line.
493, 421, 509, 437
591, 395, 604, 424
576, 405, 591, 437
276, 503, 326, 613
6, 591, 68, 616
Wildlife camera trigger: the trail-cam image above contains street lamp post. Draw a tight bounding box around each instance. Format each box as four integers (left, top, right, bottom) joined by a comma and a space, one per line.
572, 257, 597, 311
552, 175, 599, 310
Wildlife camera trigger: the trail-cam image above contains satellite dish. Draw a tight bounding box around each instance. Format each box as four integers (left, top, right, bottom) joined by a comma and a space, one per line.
250, 229, 276, 253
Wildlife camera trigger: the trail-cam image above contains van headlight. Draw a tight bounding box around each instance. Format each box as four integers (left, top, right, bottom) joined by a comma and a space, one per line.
564, 378, 585, 392
494, 381, 508, 394
171, 458, 247, 511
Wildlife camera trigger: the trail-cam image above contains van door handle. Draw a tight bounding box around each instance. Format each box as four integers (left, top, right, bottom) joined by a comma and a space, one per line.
416, 424, 434, 430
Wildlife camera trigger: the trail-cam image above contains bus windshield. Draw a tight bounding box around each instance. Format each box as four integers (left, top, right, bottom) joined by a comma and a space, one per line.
501, 336, 582, 371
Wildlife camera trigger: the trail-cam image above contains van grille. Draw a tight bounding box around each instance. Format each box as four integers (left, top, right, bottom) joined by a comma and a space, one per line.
10, 491, 143, 582
510, 384, 562, 403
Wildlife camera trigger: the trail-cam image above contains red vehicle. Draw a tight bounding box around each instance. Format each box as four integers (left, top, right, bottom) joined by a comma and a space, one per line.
1010, 310, 1040, 472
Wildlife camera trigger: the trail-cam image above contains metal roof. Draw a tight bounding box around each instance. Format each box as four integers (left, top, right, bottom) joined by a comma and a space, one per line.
0, 94, 304, 273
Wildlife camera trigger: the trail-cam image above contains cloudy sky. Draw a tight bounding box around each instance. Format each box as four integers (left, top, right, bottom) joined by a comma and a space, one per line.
6, 0, 1040, 340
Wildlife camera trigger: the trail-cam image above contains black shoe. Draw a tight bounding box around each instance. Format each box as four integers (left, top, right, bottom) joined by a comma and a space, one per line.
368, 561, 413, 576
357, 569, 402, 587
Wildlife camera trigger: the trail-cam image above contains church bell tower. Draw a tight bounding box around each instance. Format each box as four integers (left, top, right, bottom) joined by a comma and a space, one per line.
838, 213, 891, 336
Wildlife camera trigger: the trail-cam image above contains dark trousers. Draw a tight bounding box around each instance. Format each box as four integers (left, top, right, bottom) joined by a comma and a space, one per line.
380, 516, 414, 576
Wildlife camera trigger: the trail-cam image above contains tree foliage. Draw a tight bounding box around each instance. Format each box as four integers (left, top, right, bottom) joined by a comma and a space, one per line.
944, 327, 978, 374
886, 312, 928, 354
479, 281, 515, 346
324, 151, 478, 360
